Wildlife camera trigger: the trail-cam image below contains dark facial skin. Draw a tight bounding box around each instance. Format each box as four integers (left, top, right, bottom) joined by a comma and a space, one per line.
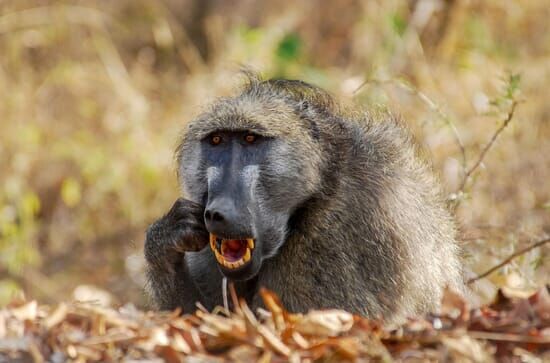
201, 130, 271, 279
200, 129, 315, 281
201, 130, 269, 239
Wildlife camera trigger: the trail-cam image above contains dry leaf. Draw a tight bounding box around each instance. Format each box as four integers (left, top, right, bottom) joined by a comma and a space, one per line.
293, 310, 354, 337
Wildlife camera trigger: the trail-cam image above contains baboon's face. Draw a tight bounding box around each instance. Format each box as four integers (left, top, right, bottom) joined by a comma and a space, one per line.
181, 126, 321, 280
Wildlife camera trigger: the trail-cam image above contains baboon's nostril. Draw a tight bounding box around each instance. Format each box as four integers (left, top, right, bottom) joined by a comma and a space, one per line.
205, 209, 224, 222
212, 211, 224, 222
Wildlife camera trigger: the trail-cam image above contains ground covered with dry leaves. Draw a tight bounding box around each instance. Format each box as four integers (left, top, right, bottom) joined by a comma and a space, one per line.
0, 287, 548, 362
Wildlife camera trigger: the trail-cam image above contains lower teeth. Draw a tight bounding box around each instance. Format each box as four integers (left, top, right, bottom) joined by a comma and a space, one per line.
209, 234, 253, 269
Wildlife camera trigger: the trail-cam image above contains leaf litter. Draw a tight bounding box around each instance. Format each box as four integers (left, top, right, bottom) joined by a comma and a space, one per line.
0, 286, 548, 362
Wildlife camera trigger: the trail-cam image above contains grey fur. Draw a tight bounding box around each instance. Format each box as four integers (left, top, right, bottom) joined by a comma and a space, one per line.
144, 75, 463, 323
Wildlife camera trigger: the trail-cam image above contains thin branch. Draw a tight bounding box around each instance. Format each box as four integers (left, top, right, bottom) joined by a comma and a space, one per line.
468, 331, 550, 344
467, 237, 550, 284
457, 100, 519, 192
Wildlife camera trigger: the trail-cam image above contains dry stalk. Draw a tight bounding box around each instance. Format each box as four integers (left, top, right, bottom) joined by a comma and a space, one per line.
457, 100, 520, 193
467, 237, 550, 284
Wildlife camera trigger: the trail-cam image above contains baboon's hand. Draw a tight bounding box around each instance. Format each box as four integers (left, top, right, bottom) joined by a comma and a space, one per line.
144, 198, 208, 271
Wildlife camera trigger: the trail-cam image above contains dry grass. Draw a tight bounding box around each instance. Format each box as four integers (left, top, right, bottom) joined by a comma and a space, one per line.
0, 0, 548, 308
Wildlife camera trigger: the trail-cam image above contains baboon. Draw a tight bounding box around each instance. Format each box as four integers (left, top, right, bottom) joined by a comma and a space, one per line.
144, 74, 463, 323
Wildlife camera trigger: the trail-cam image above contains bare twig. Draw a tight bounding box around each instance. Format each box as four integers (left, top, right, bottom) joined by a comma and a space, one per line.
354, 78, 467, 170
467, 237, 550, 284
457, 100, 520, 192
468, 331, 550, 344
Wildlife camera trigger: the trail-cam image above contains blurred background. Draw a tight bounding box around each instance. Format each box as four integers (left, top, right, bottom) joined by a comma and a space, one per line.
0, 0, 548, 308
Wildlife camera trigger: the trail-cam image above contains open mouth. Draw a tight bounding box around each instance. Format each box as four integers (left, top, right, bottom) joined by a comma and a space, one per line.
209, 233, 255, 270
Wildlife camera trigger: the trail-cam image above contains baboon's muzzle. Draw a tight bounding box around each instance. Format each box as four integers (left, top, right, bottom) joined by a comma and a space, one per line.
204, 167, 258, 274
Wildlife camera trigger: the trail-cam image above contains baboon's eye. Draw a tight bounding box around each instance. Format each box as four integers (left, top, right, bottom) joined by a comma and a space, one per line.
245, 133, 256, 144
210, 135, 222, 145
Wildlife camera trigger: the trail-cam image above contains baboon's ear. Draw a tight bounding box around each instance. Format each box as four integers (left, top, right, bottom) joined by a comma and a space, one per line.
307, 118, 320, 141
296, 102, 320, 141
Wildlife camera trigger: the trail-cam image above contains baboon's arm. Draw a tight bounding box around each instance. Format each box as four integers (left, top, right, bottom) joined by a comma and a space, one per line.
144, 199, 208, 311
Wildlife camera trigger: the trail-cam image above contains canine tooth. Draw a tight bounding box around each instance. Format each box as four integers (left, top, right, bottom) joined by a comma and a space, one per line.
209, 234, 216, 251
243, 248, 251, 262
247, 239, 255, 249
214, 249, 224, 264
